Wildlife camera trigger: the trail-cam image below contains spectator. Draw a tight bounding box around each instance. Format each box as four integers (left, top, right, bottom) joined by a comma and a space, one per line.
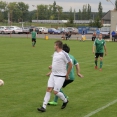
96, 29, 100, 38
66, 32, 71, 40
111, 31, 116, 41
92, 31, 96, 41
81, 30, 85, 41
61, 32, 66, 40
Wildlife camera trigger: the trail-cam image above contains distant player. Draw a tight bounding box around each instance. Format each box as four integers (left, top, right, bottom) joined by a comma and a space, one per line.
37, 40, 72, 112
93, 33, 107, 71
48, 44, 83, 106
31, 28, 37, 47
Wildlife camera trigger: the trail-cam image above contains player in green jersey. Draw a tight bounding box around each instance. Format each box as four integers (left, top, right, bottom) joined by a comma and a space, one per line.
31, 28, 37, 47
47, 44, 83, 106
93, 33, 107, 71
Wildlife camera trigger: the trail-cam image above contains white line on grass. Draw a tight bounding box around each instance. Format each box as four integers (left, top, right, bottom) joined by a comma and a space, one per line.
84, 99, 117, 117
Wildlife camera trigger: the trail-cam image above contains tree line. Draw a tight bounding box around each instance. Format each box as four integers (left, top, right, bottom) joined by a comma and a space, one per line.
0, 0, 117, 25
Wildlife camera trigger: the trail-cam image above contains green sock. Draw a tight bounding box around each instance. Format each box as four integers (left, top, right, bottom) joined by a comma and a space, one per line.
60, 89, 67, 98
32, 42, 34, 46
100, 61, 103, 68
95, 60, 98, 66
54, 95, 59, 102
34, 41, 36, 46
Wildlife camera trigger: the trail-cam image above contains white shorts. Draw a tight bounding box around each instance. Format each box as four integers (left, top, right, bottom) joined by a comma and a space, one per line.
48, 73, 65, 92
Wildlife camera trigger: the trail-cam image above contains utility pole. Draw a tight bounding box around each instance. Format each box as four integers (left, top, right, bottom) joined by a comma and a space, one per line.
32, 5, 38, 23
74, 9, 76, 21
8, 12, 10, 25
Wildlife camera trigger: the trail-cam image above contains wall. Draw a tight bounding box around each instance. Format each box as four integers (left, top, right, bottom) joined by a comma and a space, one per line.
111, 10, 117, 33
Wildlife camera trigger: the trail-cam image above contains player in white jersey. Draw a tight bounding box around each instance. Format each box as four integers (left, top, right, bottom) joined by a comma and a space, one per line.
37, 40, 72, 112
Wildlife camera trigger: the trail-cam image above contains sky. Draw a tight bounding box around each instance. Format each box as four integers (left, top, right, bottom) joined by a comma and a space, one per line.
4, 0, 116, 12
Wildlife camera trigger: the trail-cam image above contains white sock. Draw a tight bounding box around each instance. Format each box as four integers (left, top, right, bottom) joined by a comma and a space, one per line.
56, 92, 67, 103
42, 92, 51, 109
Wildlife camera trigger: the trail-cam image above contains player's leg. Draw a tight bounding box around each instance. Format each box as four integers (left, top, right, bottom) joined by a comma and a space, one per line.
95, 53, 99, 69
53, 77, 68, 109
61, 80, 73, 98
48, 89, 65, 106
32, 39, 35, 47
37, 74, 54, 112
99, 53, 104, 71
48, 80, 73, 106
34, 39, 36, 46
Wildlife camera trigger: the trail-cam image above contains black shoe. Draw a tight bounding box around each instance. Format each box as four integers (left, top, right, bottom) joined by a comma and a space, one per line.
37, 106, 46, 112
61, 100, 69, 109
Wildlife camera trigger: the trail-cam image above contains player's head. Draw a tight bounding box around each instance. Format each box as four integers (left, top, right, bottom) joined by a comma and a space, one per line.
33, 28, 35, 31
54, 40, 63, 51
99, 33, 102, 39
63, 44, 70, 53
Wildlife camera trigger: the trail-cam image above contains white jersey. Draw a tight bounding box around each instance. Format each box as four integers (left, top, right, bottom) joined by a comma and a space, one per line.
52, 50, 71, 76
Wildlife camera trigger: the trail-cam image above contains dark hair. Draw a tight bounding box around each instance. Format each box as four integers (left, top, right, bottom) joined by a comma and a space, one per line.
63, 44, 70, 53
55, 40, 63, 49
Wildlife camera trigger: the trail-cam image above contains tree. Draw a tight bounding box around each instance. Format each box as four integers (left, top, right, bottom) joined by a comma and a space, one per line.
98, 2, 103, 19
0, 1, 7, 10
115, 0, 117, 10
0, 11, 3, 21
78, 9, 82, 20
7, 2, 18, 23
87, 4, 91, 20
82, 5, 88, 20
56, 6, 63, 20
69, 7, 74, 24
37, 5, 47, 20
17, 2, 29, 22
0, 1, 7, 21
52, 1, 57, 20
90, 17, 102, 28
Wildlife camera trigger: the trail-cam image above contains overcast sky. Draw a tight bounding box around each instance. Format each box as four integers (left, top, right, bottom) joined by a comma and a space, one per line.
4, 0, 115, 12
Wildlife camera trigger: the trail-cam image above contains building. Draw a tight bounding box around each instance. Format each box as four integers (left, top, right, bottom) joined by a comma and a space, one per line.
102, 10, 111, 27
102, 10, 117, 32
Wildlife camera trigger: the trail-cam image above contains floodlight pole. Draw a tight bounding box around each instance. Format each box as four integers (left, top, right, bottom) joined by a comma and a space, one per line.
106, 0, 115, 8
32, 5, 38, 23
55, 5, 60, 26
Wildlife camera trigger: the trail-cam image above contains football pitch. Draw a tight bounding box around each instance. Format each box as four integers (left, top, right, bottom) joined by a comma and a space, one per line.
0, 37, 117, 117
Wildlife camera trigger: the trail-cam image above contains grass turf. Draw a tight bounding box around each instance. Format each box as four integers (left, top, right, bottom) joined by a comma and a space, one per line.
0, 37, 117, 117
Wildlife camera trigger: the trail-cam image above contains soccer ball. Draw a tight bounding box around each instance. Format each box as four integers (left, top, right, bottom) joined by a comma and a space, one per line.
0, 79, 4, 86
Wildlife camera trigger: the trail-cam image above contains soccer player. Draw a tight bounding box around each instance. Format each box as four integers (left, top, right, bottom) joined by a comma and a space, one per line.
37, 40, 72, 112
93, 33, 107, 71
48, 44, 83, 106
31, 28, 37, 47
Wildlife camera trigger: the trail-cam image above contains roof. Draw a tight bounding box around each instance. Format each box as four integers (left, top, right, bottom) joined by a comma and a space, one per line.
102, 10, 111, 20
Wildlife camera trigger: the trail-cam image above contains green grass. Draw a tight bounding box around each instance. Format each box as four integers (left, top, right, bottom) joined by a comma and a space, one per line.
0, 37, 117, 117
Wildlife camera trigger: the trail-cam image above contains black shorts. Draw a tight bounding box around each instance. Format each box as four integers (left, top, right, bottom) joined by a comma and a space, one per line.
32, 38, 36, 42
95, 53, 103, 58
62, 80, 74, 88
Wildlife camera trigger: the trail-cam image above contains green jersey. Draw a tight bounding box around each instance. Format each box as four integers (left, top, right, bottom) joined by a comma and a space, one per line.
94, 39, 105, 53
31, 31, 37, 39
67, 54, 78, 80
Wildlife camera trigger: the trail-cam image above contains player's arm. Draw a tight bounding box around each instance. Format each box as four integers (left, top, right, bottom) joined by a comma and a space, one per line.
93, 41, 96, 54
46, 65, 52, 76
46, 71, 52, 76
36, 32, 37, 37
30, 32, 32, 39
66, 61, 72, 80
48, 65, 52, 69
75, 63, 84, 78
104, 45, 107, 56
